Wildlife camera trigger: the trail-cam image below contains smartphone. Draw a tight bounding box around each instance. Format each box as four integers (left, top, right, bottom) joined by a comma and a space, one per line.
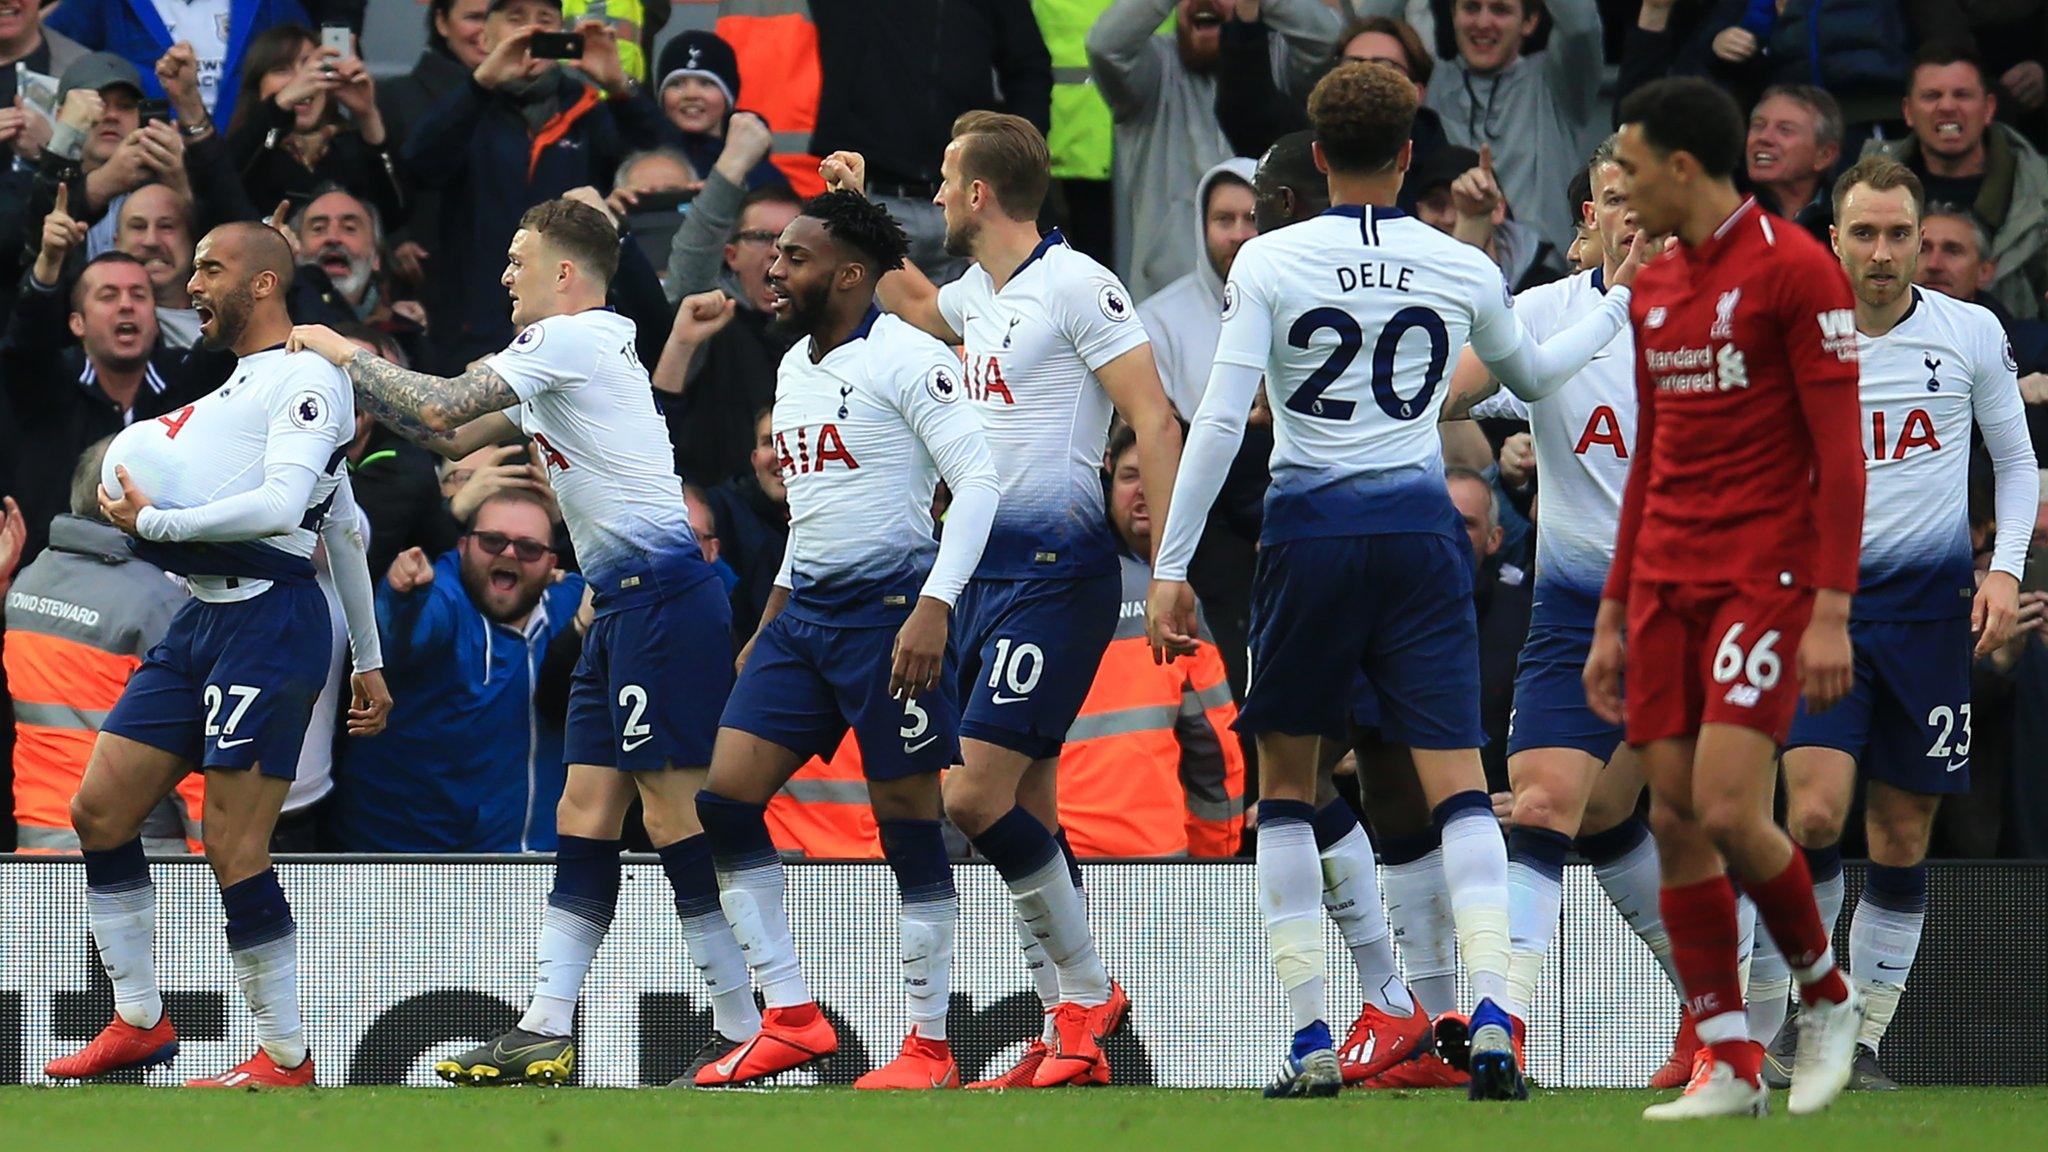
320, 24, 353, 58
137, 98, 171, 125
529, 31, 585, 60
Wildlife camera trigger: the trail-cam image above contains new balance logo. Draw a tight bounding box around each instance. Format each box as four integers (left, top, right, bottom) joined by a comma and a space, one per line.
1818, 309, 1858, 360
1723, 683, 1761, 708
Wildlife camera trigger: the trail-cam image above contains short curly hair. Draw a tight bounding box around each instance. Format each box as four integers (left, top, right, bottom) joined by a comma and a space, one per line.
1307, 62, 1416, 175
800, 190, 911, 274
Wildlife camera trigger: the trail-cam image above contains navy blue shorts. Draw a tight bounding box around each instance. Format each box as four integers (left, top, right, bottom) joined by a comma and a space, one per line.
565, 577, 733, 770
102, 582, 331, 777
952, 573, 1119, 761
721, 612, 958, 781
1785, 617, 1973, 795
1241, 534, 1483, 749
1505, 622, 1625, 762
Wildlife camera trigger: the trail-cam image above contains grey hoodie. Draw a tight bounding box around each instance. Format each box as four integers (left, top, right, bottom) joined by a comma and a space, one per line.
1356, 0, 1605, 256
1139, 157, 1260, 419
1088, 0, 1334, 299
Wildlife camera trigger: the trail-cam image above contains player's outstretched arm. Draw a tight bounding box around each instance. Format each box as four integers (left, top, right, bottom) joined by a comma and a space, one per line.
819, 150, 961, 345
288, 324, 522, 451
1473, 230, 1648, 401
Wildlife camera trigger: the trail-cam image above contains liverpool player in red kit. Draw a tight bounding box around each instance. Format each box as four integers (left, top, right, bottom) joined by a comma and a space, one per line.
1584, 78, 1868, 1120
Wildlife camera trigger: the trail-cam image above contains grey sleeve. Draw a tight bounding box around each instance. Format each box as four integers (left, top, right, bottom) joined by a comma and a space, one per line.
1262, 0, 1344, 98
665, 171, 747, 305
1086, 0, 1179, 121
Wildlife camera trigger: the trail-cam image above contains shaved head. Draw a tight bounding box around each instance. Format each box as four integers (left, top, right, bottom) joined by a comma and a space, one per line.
211, 221, 298, 293
190, 221, 298, 350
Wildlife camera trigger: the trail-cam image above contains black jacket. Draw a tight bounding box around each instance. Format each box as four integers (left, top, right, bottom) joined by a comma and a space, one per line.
227, 98, 407, 229
659, 306, 792, 487
347, 429, 456, 581
704, 473, 789, 641
809, 0, 1052, 185
399, 71, 665, 371
0, 278, 233, 562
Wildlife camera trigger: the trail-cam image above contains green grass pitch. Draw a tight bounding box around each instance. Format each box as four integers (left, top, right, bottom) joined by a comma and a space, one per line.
6, 1087, 2046, 1152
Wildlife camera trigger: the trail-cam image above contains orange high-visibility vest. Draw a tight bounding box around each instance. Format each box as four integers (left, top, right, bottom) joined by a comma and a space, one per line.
716, 0, 824, 196
1057, 554, 1245, 857
766, 731, 880, 857
7, 519, 202, 852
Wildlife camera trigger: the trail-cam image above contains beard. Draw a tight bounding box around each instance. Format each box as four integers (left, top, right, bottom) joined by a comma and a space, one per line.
942, 213, 981, 258
460, 560, 544, 624
770, 280, 831, 336
199, 285, 255, 350
319, 245, 375, 304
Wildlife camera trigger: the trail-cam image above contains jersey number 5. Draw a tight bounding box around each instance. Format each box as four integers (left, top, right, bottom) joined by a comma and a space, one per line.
1285, 306, 1448, 423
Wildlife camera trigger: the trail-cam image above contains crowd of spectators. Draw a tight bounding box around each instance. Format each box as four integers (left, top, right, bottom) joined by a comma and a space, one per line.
4, 0, 2048, 859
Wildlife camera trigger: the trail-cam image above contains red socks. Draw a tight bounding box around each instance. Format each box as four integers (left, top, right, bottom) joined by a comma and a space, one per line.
1660, 876, 1745, 1030
1744, 849, 1851, 1005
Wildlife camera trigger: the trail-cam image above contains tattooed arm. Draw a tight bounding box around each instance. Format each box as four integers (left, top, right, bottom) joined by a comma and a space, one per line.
288, 324, 521, 458
347, 353, 523, 457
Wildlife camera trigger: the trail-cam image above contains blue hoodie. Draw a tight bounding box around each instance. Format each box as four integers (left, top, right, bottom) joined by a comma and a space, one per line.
45, 0, 308, 130
333, 550, 584, 852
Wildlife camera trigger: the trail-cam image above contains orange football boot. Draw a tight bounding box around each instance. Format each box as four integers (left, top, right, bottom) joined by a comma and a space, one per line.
45, 1014, 179, 1080
185, 1050, 314, 1088
693, 1004, 838, 1087
855, 1033, 960, 1090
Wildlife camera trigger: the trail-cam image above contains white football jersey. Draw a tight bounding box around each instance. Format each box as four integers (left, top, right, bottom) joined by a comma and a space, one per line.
103, 347, 353, 581
485, 308, 702, 596
1853, 288, 2023, 620
773, 310, 988, 626
1471, 268, 1636, 627
936, 231, 1148, 579
1218, 205, 1560, 544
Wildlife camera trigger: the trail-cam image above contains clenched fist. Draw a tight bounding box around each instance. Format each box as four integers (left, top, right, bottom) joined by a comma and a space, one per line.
386, 546, 437, 593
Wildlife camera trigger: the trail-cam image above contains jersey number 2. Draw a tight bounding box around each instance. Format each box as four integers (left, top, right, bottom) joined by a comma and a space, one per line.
1285, 306, 1447, 422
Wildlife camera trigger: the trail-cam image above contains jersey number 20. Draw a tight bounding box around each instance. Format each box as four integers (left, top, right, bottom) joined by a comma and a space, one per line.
1285, 306, 1448, 423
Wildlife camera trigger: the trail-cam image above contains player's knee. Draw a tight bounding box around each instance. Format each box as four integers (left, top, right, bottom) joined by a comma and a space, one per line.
1647, 795, 1693, 845
1786, 800, 1846, 851
940, 772, 1003, 838
1695, 796, 1764, 851
69, 790, 127, 851
1865, 804, 1935, 866
1509, 779, 1583, 835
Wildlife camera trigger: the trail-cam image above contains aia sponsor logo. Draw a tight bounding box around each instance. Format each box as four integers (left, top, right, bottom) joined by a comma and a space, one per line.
777, 424, 860, 477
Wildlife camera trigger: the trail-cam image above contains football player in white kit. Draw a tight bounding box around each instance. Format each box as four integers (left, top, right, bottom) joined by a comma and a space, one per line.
1754, 156, 2037, 1091
289, 199, 757, 1086
678, 191, 1000, 1089
48, 222, 391, 1088
1440, 137, 1701, 1088
818, 111, 1185, 1088
1146, 64, 1646, 1101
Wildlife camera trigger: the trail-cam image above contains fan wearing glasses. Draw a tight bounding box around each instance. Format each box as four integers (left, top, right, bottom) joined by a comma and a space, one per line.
332, 485, 590, 854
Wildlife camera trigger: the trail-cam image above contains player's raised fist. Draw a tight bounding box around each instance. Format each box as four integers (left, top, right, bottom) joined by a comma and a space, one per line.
669, 289, 738, 347
820, 151, 866, 195
348, 669, 394, 737
387, 547, 436, 593
287, 323, 357, 366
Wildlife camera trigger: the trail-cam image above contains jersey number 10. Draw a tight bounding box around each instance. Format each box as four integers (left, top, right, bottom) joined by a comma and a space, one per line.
1284, 306, 1449, 423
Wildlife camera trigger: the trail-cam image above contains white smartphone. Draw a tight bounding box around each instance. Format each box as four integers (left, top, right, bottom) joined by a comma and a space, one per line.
320, 24, 353, 59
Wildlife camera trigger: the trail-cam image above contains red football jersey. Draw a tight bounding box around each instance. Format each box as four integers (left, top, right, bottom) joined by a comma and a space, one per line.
1604, 199, 1865, 600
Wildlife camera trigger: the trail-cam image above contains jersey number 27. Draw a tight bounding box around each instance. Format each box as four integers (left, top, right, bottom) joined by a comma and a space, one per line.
1285, 306, 1448, 423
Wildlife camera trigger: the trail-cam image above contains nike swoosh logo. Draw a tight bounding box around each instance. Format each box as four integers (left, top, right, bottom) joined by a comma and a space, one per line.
1875, 961, 1910, 971
493, 1040, 561, 1061
1945, 759, 1968, 773
905, 735, 938, 753
990, 693, 1028, 705
622, 735, 654, 752
215, 737, 253, 749
715, 1035, 762, 1078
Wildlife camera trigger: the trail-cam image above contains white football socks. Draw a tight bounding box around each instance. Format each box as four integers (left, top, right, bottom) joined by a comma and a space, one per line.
230, 932, 305, 1069
1258, 817, 1327, 1033
87, 880, 162, 1029
1319, 822, 1412, 1016
1383, 850, 1459, 1016
902, 896, 957, 1042
1439, 805, 1512, 1005
1007, 858, 1110, 1007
